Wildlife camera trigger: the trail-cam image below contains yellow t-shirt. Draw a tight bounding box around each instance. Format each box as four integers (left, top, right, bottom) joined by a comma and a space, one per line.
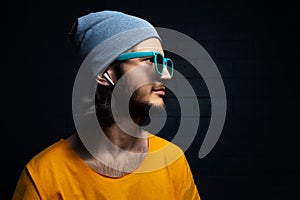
13, 135, 200, 200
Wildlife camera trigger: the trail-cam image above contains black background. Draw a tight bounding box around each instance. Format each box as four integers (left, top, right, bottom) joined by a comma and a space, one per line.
2, 0, 300, 199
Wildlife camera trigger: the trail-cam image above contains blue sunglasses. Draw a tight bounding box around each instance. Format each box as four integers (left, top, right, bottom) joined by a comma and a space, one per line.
117, 51, 174, 77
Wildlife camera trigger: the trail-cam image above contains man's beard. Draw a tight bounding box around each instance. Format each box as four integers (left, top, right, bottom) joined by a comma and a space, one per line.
129, 91, 166, 127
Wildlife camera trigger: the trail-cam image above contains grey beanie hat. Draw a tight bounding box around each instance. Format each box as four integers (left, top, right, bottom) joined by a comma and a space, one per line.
69, 10, 161, 77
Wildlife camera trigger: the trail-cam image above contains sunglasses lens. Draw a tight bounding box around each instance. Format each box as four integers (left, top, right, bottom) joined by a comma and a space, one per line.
165, 59, 173, 68
165, 59, 174, 76
155, 53, 164, 73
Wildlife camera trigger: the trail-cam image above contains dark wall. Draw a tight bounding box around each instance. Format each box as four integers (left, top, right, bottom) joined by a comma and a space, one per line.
3, 0, 299, 199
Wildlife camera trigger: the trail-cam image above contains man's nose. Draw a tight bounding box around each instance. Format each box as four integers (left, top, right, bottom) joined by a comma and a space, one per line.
160, 66, 172, 80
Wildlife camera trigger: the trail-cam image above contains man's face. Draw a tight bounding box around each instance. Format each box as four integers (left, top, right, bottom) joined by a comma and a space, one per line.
119, 38, 171, 109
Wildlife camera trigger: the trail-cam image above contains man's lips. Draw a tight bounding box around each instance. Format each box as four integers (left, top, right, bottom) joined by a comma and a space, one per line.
152, 87, 166, 96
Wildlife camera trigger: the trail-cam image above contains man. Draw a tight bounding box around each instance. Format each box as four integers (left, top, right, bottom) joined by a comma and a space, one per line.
13, 10, 200, 199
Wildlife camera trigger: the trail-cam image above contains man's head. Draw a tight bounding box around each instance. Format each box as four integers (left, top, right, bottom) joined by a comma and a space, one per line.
69, 10, 173, 128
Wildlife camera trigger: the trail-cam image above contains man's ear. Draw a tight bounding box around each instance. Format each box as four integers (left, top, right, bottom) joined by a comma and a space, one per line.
96, 67, 115, 86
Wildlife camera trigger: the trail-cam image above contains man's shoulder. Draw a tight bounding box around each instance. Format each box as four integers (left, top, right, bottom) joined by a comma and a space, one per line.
148, 134, 169, 145
26, 139, 72, 171
135, 133, 186, 173
148, 133, 183, 153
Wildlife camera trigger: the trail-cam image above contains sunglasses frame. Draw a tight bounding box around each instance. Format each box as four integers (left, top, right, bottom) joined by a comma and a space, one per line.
117, 51, 174, 77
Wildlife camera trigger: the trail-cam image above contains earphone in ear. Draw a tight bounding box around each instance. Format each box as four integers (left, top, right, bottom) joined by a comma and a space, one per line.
103, 72, 115, 86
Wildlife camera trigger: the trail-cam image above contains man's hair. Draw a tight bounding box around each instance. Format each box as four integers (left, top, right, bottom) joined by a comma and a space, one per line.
95, 61, 122, 129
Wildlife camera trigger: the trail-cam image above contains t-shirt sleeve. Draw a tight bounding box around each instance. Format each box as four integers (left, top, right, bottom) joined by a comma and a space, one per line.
172, 153, 201, 200
182, 157, 201, 200
12, 167, 40, 200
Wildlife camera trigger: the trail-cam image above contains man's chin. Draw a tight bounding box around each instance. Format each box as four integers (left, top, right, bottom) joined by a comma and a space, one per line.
149, 102, 166, 110
148, 97, 166, 108
140, 103, 166, 127
129, 98, 166, 120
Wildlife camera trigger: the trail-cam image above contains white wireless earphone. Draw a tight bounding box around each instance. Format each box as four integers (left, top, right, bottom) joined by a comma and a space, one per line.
103, 72, 115, 86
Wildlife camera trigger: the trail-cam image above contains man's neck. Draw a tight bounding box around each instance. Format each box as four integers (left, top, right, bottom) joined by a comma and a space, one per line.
102, 123, 148, 155
65, 123, 148, 177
